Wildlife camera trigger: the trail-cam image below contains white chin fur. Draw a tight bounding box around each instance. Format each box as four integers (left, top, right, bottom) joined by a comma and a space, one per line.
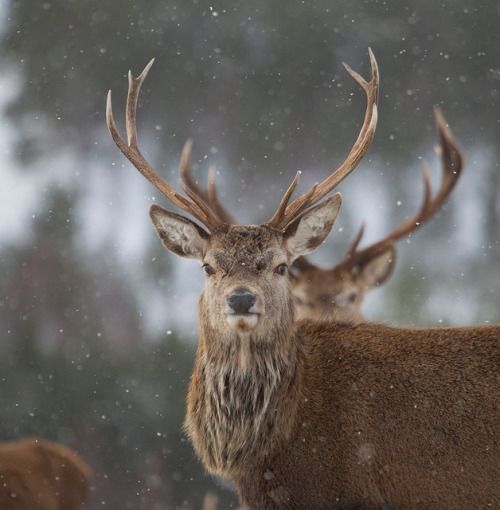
226, 314, 259, 330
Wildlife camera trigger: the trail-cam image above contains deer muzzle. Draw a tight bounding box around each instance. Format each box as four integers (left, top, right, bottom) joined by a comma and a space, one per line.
225, 288, 260, 330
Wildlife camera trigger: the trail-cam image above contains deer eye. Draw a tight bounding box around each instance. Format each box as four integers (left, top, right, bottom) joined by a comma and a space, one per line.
274, 263, 288, 276
348, 292, 357, 303
203, 264, 215, 276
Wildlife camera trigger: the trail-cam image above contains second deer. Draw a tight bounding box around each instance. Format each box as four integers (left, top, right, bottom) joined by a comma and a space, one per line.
291, 107, 463, 322
0, 437, 91, 510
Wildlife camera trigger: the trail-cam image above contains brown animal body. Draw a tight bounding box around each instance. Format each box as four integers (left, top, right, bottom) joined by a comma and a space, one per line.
0, 437, 91, 510
106, 53, 499, 509
181, 223, 499, 510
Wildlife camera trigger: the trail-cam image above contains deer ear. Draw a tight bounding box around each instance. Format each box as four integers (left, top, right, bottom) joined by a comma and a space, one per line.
284, 193, 342, 261
149, 204, 209, 260
356, 244, 396, 288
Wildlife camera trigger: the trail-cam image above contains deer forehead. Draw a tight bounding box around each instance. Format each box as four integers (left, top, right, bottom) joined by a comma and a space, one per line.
206, 226, 287, 267
298, 265, 354, 288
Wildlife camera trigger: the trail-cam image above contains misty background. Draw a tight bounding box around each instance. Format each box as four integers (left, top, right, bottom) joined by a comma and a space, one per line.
0, 0, 499, 508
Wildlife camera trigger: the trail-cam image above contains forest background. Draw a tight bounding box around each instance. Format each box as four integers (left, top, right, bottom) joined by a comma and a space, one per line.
1, 1, 499, 508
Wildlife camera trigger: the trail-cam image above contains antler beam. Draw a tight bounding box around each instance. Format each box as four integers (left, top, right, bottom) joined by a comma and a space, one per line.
106, 59, 221, 231
342, 107, 463, 267
107, 51, 380, 234
266, 48, 379, 230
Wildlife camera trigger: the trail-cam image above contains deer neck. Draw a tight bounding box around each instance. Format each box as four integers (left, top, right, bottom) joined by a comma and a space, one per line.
185, 314, 303, 478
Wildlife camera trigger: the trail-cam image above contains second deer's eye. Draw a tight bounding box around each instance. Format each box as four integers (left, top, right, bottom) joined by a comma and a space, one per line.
275, 263, 288, 276
348, 292, 357, 303
203, 264, 215, 276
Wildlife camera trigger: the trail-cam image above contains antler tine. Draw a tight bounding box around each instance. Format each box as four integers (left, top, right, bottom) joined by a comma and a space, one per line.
266, 48, 379, 230
341, 223, 366, 262
106, 60, 220, 231
342, 108, 463, 268
267, 171, 306, 228
377, 160, 432, 243
425, 107, 463, 220
206, 165, 236, 223
206, 166, 218, 206
179, 139, 201, 197
178, 140, 235, 224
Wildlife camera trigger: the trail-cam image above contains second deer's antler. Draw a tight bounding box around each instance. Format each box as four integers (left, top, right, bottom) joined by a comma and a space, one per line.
341, 107, 463, 269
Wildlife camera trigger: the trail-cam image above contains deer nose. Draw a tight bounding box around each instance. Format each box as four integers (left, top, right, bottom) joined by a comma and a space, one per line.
226, 289, 256, 315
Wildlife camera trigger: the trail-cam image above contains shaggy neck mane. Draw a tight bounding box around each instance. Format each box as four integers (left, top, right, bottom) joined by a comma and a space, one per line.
185, 321, 302, 478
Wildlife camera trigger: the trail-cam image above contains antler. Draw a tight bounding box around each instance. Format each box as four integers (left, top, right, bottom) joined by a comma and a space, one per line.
107, 52, 378, 233
266, 48, 379, 230
341, 107, 463, 267
179, 140, 236, 224
106, 59, 221, 231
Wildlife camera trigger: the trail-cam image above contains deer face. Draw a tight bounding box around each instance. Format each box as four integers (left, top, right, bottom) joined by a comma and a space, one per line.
149, 195, 342, 338
291, 264, 365, 323
290, 245, 395, 323
201, 226, 292, 334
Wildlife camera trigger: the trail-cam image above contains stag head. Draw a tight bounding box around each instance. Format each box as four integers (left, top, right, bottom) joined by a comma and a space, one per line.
291, 107, 463, 322
150, 196, 342, 335
106, 51, 378, 335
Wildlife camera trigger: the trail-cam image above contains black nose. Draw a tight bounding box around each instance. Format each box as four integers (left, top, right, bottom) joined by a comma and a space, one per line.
227, 289, 256, 314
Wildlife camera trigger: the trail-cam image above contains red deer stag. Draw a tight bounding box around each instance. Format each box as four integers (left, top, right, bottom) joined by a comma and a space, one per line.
291, 107, 463, 322
0, 437, 91, 510
179, 109, 463, 324
106, 51, 499, 509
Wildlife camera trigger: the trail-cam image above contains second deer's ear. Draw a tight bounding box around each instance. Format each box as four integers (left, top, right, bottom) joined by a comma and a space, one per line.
284, 194, 342, 261
356, 244, 396, 288
289, 256, 318, 280
149, 204, 209, 260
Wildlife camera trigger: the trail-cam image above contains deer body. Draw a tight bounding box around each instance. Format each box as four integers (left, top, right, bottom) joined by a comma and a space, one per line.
0, 437, 91, 510
177, 223, 499, 509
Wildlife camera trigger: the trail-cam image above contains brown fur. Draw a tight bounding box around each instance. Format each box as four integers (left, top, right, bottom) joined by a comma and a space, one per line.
234, 321, 499, 509
148, 201, 499, 510
0, 437, 91, 510
189, 315, 499, 509
106, 54, 494, 509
